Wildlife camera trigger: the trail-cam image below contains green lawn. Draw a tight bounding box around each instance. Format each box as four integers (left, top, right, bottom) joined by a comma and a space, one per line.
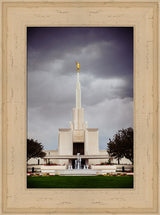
27, 175, 133, 188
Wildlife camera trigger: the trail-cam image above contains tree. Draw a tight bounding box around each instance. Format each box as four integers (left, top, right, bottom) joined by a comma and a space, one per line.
107, 128, 133, 164
121, 128, 133, 164
27, 138, 46, 161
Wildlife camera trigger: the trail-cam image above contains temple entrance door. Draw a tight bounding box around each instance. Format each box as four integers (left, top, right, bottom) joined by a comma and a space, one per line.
72, 143, 84, 169
73, 142, 84, 155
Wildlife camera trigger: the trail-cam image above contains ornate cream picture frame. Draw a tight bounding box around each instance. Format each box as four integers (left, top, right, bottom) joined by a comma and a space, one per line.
0, 0, 159, 214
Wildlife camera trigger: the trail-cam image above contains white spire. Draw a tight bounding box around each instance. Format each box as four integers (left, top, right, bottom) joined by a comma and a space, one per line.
76, 62, 81, 108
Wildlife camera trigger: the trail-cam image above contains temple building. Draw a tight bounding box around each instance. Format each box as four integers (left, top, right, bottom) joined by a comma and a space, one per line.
57, 62, 107, 168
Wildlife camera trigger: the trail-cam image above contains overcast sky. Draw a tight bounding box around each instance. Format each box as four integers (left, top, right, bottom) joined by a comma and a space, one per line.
27, 27, 133, 150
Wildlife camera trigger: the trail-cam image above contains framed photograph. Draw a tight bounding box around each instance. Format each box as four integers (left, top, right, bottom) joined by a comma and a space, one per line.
0, 0, 159, 214
27, 26, 134, 189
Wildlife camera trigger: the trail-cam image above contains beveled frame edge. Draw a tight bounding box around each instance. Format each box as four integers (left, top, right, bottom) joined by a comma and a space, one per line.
0, 1, 2, 215
153, 1, 159, 214
0, 0, 160, 214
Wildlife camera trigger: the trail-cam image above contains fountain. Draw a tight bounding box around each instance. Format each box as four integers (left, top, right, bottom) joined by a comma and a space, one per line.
75, 153, 82, 169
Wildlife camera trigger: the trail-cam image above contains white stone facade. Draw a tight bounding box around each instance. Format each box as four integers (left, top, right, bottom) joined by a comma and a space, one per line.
57, 66, 102, 166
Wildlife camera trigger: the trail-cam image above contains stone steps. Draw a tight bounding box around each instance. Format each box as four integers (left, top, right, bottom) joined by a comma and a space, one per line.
58, 169, 97, 176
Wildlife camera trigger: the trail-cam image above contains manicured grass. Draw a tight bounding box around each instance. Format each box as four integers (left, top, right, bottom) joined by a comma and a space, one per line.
27, 176, 133, 188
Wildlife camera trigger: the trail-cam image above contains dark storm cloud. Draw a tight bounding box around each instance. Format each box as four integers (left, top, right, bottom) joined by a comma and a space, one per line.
27, 27, 133, 149
27, 27, 133, 78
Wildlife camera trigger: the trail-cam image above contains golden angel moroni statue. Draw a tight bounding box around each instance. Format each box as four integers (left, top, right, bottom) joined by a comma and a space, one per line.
76, 62, 80, 72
